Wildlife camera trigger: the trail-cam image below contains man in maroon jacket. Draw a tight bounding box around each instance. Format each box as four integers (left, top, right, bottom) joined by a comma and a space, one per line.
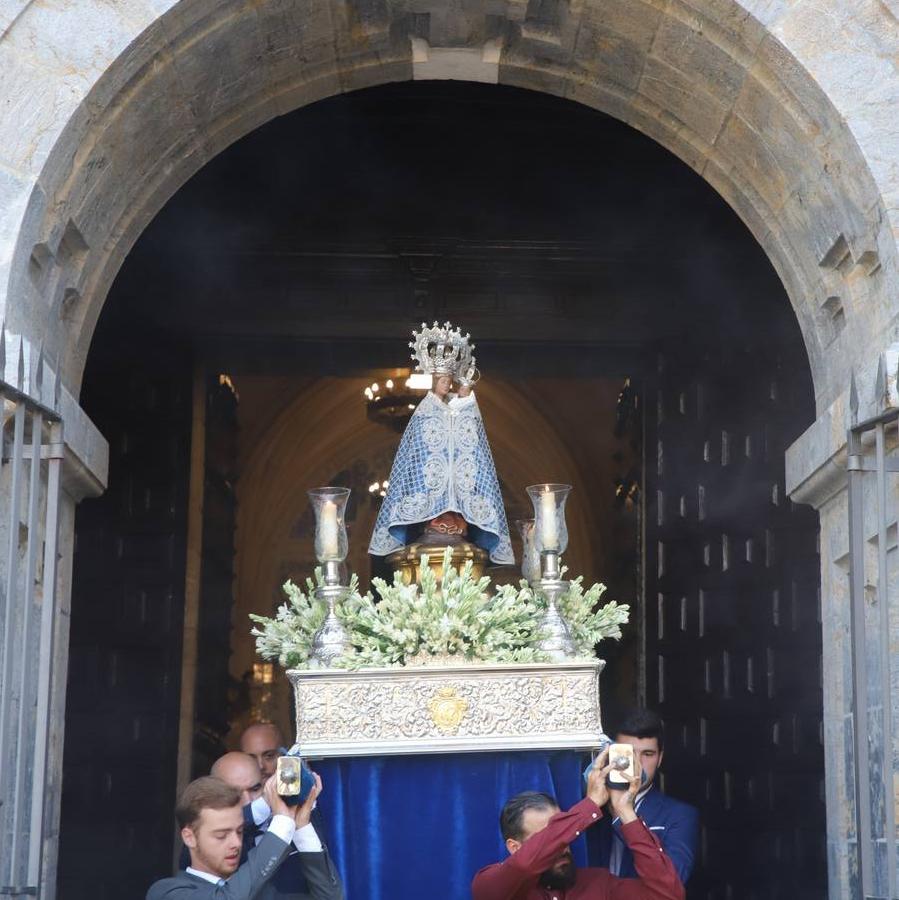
471, 748, 685, 900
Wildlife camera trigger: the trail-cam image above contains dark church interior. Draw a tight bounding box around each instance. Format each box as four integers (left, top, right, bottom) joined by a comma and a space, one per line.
59, 81, 823, 898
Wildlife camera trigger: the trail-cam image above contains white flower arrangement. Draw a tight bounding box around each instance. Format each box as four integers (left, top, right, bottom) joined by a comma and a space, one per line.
338, 554, 547, 668
250, 548, 629, 670
249, 572, 358, 669
557, 576, 629, 652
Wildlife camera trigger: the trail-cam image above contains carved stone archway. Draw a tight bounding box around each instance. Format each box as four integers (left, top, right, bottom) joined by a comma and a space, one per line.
1, 1, 896, 412
2, 2, 898, 895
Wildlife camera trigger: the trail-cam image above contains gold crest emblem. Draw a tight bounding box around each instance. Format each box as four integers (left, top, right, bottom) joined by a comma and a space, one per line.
428, 686, 469, 733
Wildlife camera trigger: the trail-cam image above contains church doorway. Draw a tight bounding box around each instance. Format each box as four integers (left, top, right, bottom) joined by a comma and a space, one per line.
59, 81, 823, 899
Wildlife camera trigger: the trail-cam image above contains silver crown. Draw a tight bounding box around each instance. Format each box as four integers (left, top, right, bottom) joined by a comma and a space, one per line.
409, 321, 475, 377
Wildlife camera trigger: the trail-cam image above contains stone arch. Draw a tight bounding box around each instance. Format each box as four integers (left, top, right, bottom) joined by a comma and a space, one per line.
0, 0, 897, 415
2, 3, 897, 897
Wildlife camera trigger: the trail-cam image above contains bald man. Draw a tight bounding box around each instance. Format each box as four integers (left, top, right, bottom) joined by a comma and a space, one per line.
240, 722, 285, 779
238, 724, 340, 898
211, 752, 263, 806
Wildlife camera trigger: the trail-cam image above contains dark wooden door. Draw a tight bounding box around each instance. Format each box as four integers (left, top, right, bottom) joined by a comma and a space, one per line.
643, 344, 825, 899
58, 334, 192, 899
192, 376, 240, 776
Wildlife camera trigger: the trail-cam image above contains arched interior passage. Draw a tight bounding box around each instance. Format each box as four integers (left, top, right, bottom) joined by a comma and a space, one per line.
64, 81, 822, 898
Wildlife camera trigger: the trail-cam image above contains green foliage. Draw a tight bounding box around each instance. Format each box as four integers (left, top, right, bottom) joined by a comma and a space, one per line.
336, 550, 548, 669
250, 549, 630, 670
556, 577, 630, 654
249, 569, 360, 669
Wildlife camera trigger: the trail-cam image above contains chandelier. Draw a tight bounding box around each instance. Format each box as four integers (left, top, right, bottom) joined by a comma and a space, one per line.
368, 479, 390, 499
363, 372, 427, 432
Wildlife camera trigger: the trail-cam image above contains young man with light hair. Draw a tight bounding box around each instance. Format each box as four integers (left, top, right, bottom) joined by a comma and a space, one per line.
147, 771, 328, 899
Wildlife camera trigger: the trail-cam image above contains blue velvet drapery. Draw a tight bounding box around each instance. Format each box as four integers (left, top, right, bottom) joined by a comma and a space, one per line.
313, 750, 588, 900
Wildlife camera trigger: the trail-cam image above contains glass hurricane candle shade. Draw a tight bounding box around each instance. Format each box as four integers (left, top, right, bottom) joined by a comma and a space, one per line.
526, 484, 572, 555
515, 518, 541, 584
308, 487, 351, 563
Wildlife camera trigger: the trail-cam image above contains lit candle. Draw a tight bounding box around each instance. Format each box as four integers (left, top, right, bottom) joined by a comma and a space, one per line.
320, 500, 339, 559
540, 487, 559, 550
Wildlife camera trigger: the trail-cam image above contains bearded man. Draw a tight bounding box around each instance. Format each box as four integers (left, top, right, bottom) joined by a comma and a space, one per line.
471, 748, 685, 900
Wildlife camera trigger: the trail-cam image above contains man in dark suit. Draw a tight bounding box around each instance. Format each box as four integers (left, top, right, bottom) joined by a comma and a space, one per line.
590, 709, 699, 885
242, 767, 341, 900
149, 772, 340, 899
177, 752, 343, 900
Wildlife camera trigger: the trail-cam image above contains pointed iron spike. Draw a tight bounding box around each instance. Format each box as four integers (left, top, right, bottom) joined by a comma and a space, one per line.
875, 354, 886, 408
16, 337, 24, 390
849, 370, 859, 425
53, 356, 62, 408
35, 343, 44, 392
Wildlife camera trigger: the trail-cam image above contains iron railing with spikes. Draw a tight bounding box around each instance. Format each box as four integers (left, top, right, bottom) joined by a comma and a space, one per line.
847, 360, 899, 900
0, 325, 64, 898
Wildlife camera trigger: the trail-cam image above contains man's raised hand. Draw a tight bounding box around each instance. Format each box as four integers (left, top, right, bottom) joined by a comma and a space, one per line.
263, 772, 291, 819
608, 753, 642, 825
262, 769, 322, 827
294, 772, 322, 828
586, 747, 611, 808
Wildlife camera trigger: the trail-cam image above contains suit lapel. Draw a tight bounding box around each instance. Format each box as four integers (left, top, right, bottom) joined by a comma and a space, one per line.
636, 785, 664, 824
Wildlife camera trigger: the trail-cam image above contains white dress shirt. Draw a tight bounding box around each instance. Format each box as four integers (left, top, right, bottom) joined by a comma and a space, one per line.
249, 798, 323, 852
186, 867, 221, 885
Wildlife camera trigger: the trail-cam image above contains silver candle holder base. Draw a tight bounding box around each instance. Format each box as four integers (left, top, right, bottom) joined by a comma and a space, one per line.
533, 550, 577, 661
310, 559, 351, 667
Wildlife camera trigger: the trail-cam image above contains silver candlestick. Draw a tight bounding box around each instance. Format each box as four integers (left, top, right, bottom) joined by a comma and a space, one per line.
310, 559, 350, 667
533, 550, 576, 661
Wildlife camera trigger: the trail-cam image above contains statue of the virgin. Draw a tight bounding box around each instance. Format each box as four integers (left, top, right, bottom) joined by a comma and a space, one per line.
368, 322, 514, 565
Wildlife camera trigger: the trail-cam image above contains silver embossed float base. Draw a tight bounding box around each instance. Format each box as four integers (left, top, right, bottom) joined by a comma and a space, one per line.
287, 660, 605, 757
